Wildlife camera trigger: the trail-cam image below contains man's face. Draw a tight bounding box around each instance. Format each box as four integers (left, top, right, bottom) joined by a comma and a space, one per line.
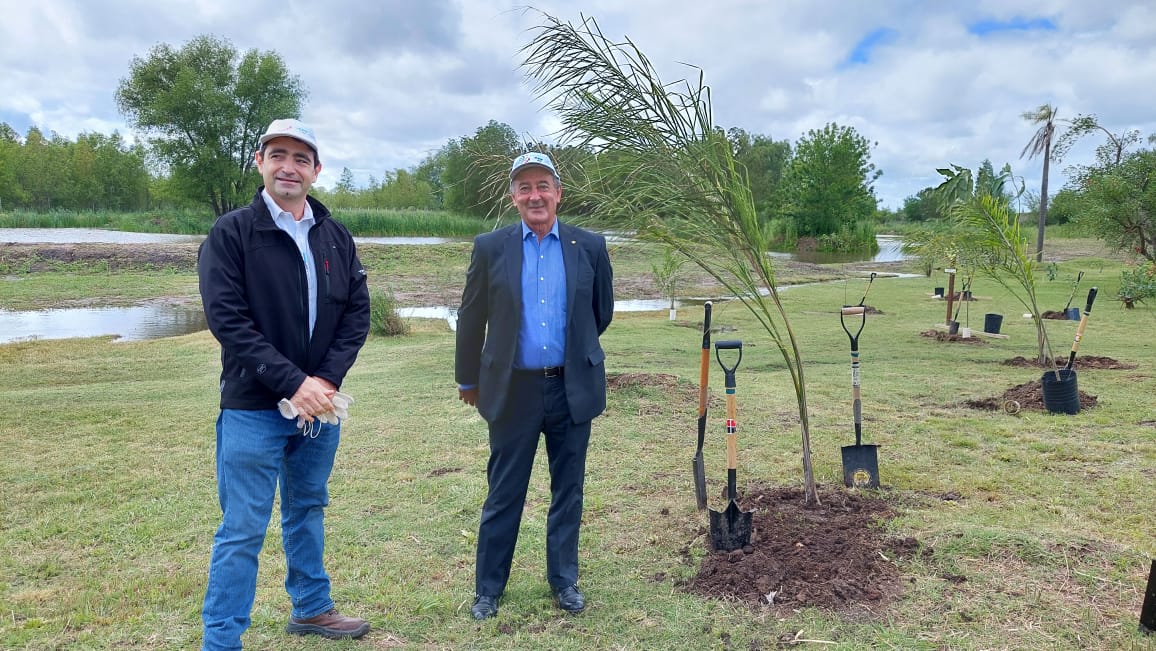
510, 167, 562, 232
256, 136, 320, 204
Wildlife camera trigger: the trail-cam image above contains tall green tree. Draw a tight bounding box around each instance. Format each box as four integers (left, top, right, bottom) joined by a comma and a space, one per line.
116, 34, 306, 215
782, 123, 879, 237
441, 120, 520, 218
0, 123, 25, 209
17, 127, 70, 210
1020, 104, 1057, 262
727, 128, 791, 221
1072, 148, 1156, 262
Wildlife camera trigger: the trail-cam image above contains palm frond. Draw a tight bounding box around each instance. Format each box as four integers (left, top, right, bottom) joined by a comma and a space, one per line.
521, 11, 820, 503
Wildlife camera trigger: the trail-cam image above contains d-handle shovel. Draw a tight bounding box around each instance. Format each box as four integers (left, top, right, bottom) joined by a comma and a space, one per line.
692, 302, 713, 511
840, 305, 880, 489
708, 340, 753, 551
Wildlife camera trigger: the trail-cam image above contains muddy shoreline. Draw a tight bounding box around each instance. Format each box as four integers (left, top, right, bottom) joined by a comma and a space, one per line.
1, 241, 905, 310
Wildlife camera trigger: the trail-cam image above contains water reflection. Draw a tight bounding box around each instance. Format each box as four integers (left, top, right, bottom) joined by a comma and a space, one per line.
0, 306, 207, 344
1, 228, 203, 244
769, 235, 907, 264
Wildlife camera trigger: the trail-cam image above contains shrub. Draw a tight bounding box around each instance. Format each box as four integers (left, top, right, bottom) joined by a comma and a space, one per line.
369, 286, 409, 336
1117, 260, 1156, 308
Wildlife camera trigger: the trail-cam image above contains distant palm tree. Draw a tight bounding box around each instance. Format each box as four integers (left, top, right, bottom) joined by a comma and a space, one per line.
1020, 104, 1057, 263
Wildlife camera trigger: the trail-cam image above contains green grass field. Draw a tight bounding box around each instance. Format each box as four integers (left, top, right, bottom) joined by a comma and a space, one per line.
1, 237, 1154, 649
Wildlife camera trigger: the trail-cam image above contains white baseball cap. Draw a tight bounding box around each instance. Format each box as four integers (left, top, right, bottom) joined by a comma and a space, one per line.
509, 151, 559, 181
258, 119, 318, 158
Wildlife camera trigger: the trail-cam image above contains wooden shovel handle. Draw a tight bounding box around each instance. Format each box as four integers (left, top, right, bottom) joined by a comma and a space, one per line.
725, 390, 738, 470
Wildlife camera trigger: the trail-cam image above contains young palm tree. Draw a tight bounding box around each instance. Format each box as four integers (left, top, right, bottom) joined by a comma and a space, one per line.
521, 12, 821, 504
936, 166, 1058, 371
1020, 104, 1058, 263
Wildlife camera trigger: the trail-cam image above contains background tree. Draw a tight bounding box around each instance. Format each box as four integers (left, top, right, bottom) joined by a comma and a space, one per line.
0, 123, 27, 209
1071, 148, 1156, 262
116, 34, 306, 216
781, 123, 880, 238
1053, 113, 1141, 168
727, 128, 791, 222
16, 127, 69, 210
441, 120, 519, 218
1020, 104, 1057, 262
900, 187, 940, 222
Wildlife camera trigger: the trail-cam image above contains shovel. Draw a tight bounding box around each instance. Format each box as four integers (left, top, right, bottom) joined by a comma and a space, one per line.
1062, 271, 1085, 316
692, 302, 713, 511
709, 340, 752, 551
1064, 287, 1098, 371
840, 304, 880, 489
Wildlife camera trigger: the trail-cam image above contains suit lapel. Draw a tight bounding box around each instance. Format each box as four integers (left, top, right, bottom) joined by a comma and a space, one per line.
560, 222, 579, 316
504, 224, 523, 310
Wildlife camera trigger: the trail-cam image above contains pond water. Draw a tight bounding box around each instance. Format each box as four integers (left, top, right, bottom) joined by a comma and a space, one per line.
0, 305, 208, 344
770, 235, 906, 264
0, 230, 912, 343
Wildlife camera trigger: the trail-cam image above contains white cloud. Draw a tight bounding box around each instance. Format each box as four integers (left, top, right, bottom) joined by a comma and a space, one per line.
1, 0, 1154, 208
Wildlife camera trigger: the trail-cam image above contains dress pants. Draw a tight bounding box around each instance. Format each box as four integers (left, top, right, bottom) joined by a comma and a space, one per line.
475, 372, 591, 597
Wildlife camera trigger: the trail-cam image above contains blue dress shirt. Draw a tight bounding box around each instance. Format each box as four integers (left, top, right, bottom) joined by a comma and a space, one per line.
516, 220, 567, 369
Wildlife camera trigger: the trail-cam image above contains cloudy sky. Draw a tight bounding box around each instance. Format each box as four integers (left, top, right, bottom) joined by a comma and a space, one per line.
2, 0, 1154, 209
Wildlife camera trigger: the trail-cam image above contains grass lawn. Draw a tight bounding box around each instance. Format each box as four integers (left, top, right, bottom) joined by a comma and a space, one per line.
1, 238, 1154, 649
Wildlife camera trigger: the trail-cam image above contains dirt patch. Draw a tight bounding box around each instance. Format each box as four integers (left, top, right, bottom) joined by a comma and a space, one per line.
963, 378, 1099, 412
685, 484, 915, 612
1001, 355, 1136, 370
920, 329, 986, 344
0, 242, 200, 272
607, 372, 683, 391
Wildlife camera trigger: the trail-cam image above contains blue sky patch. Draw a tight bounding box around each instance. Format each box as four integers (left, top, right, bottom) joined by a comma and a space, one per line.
968, 16, 1057, 36
843, 28, 899, 67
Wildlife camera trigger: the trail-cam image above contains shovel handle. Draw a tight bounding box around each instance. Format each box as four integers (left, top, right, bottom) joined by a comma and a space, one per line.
715, 340, 743, 381
698, 303, 712, 418
1065, 287, 1098, 371
725, 386, 738, 502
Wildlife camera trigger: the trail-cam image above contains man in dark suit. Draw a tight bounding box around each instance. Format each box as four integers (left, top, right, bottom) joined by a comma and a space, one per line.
455, 151, 614, 620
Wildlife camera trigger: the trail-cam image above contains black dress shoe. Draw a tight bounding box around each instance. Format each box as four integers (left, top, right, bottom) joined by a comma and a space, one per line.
551, 584, 586, 613
471, 594, 499, 620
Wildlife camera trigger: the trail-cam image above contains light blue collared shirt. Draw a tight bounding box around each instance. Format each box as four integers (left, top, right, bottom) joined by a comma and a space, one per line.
516, 220, 567, 369
261, 189, 317, 336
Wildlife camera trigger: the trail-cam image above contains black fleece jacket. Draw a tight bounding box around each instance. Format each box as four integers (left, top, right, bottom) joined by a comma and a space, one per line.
198, 189, 370, 410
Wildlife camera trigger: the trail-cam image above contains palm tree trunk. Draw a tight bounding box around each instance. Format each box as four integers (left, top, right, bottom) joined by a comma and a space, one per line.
1035, 140, 1051, 263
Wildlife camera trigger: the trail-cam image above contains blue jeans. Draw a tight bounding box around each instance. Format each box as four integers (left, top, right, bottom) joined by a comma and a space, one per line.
201, 409, 340, 651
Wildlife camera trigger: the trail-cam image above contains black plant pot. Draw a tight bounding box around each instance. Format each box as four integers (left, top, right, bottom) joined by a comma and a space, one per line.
1041, 368, 1080, 415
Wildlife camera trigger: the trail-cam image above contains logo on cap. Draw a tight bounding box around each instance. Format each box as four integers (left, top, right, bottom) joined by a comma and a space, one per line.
509, 152, 558, 180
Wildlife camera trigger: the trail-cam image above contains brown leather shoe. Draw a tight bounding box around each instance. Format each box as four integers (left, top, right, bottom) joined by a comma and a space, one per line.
285, 608, 370, 639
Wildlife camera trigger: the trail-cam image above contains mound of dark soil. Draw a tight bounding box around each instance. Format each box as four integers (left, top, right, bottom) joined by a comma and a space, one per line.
1001, 355, 1136, 370
685, 485, 917, 611
920, 329, 986, 344
964, 378, 1099, 412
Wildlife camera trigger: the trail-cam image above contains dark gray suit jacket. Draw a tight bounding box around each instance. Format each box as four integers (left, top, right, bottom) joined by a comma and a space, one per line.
455, 221, 614, 424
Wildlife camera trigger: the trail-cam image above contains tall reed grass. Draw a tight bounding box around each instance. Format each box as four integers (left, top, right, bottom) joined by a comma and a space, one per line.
0, 208, 489, 237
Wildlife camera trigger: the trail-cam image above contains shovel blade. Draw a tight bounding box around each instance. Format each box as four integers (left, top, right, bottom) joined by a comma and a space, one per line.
841, 444, 880, 489
692, 453, 707, 511
708, 501, 753, 551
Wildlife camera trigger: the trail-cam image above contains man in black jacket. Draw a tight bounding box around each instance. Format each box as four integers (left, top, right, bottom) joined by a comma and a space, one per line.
456, 152, 614, 620
197, 118, 371, 650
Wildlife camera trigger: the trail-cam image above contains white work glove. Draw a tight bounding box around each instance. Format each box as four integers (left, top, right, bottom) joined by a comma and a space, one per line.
278, 392, 354, 427
330, 391, 354, 421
